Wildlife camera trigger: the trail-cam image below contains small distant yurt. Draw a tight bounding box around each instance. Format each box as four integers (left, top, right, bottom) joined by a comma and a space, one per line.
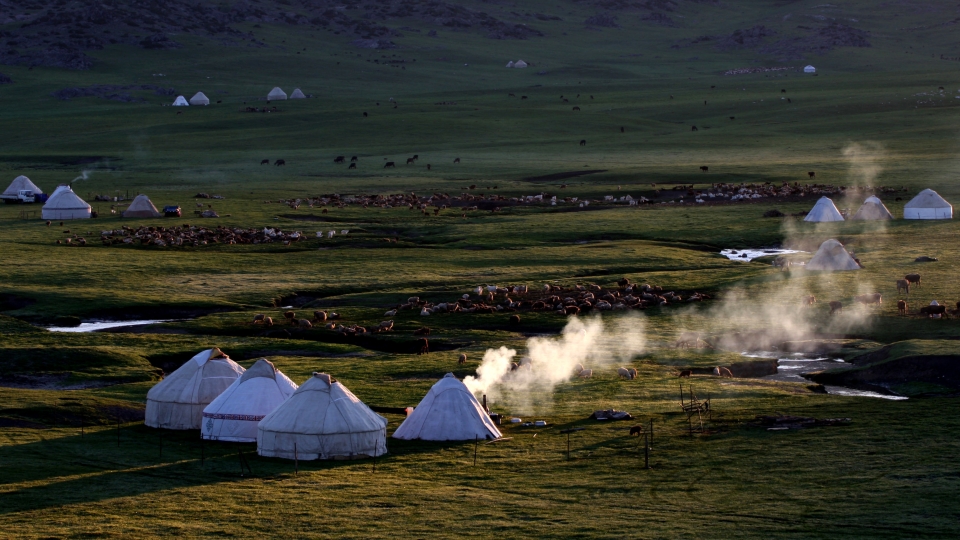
904, 189, 953, 219
393, 373, 501, 441
189, 92, 210, 106
258, 373, 388, 460
506, 61, 515, 68
289, 88, 306, 99
804, 65, 816, 73
1, 175, 43, 201
145, 348, 244, 430
804, 196, 844, 222
41, 185, 91, 220
201, 359, 297, 442
514, 59, 528, 68
267, 87, 287, 101
122, 194, 161, 218
805, 239, 861, 271
172, 95, 189, 106
851, 195, 893, 220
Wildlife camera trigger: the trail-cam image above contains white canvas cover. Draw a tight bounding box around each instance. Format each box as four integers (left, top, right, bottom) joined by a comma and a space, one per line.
267, 87, 287, 100
904, 189, 952, 219
202, 359, 297, 442
189, 92, 210, 105
806, 239, 861, 271
172, 95, 189, 106
804, 65, 816, 73
852, 195, 893, 220
122, 194, 161, 218
393, 373, 501, 441
2, 175, 43, 199
258, 373, 387, 460
514, 60, 528, 68
145, 348, 244, 430
804, 196, 844, 222
506, 61, 515, 68
41, 185, 91, 220
289, 88, 306, 99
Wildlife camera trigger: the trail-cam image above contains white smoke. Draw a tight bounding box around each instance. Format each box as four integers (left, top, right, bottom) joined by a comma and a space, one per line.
464, 314, 646, 414
842, 141, 884, 188
71, 169, 94, 185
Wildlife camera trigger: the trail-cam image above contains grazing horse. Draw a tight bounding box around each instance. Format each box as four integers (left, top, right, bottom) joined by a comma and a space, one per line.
412, 155, 419, 161
275, 159, 286, 166
691, 125, 698, 131
808, 171, 816, 178
384, 161, 396, 168
334, 156, 345, 163
454, 157, 461, 163
260, 159, 269, 165
350, 156, 358, 162
363, 112, 368, 117
348, 163, 356, 169
579, 139, 586, 146
573, 106, 580, 111
406, 158, 415, 165
700, 166, 709, 173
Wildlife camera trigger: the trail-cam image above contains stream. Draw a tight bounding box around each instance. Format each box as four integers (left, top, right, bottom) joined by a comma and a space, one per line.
721, 248, 804, 262
742, 351, 908, 400
46, 320, 179, 333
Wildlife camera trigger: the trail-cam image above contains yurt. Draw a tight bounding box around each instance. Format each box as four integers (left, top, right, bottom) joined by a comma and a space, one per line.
804, 196, 844, 222
805, 239, 861, 271
189, 92, 210, 105
41, 185, 91, 220
393, 373, 501, 441
201, 359, 297, 442
145, 348, 244, 430
122, 194, 161, 218
804, 65, 816, 73
172, 95, 189, 106
904, 189, 952, 219
267, 87, 287, 101
513, 59, 528, 68
852, 195, 893, 220
289, 88, 306, 99
1, 175, 43, 201
506, 61, 515, 68
258, 373, 388, 460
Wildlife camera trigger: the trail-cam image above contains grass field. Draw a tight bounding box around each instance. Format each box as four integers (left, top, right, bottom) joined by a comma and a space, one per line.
2, 0, 960, 537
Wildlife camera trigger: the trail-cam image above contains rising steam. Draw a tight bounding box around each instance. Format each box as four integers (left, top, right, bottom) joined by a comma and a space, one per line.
464, 314, 646, 414
70, 169, 95, 186
842, 141, 884, 188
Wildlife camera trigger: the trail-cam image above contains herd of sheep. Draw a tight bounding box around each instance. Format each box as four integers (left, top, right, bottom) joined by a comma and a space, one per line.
96, 225, 308, 247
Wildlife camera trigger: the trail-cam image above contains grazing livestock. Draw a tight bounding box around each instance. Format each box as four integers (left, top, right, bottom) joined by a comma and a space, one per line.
334, 156, 345, 163
384, 162, 396, 168
712, 366, 733, 378
252, 313, 265, 324
275, 159, 285, 166
416, 338, 430, 355
617, 367, 631, 379
509, 314, 521, 325
628, 368, 638, 379
920, 304, 947, 318
898, 300, 907, 315
363, 112, 368, 117
729, 116, 735, 120
802, 296, 816, 306
406, 158, 415, 165
298, 319, 313, 329
413, 326, 431, 335
691, 125, 698, 131
808, 172, 816, 178
905, 274, 922, 288
283, 311, 296, 322
348, 163, 356, 169
458, 353, 467, 365
379, 320, 394, 331
313, 310, 328, 322
579, 139, 586, 146
350, 156, 357, 162
427, 164, 431, 170
629, 425, 644, 436
384, 309, 397, 317
454, 158, 461, 163
855, 293, 882, 306
675, 332, 700, 349
621, 126, 625, 132
521, 96, 528, 100
678, 370, 692, 378
577, 369, 593, 379
700, 166, 709, 173
260, 159, 269, 165
829, 301, 843, 315
896, 279, 910, 294
263, 316, 273, 326
573, 106, 580, 111
617, 277, 630, 289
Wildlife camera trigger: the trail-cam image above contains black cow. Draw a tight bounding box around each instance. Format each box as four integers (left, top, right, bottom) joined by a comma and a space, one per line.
334, 156, 345, 163
384, 162, 396, 168
275, 159, 286, 166
260, 159, 269, 165
579, 139, 586, 146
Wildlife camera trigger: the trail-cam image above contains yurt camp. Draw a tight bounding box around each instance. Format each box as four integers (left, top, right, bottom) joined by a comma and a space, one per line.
267, 87, 287, 100
41, 185, 91, 220
289, 88, 306, 99
804, 197, 844, 222
805, 239, 861, 271
172, 95, 189, 106
201, 359, 297, 442
189, 92, 210, 105
122, 194, 161, 218
393, 373, 501, 441
145, 348, 244, 430
1, 175, 43, 202
903, 189, 952, 219
852, 196, 894, 220
258, 373, 388, 460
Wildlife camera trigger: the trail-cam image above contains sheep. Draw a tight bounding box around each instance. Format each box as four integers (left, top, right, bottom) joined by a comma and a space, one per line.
384, 309, 397, 317
617, 367, 631, 379
420, 308, 431, 316
896, 279, 910, 294
627, 368, 638, 380
252, 313, 265, 324
458, 353, 467, 365
379, 320, 394, 331
329, 312, 341, 320
313, 310, 328, 322
510, 362, 520, 371
283, 311, 296, 323
264, 316, 273, 326
574, 363, 584, 374
408, 296, 420, 304
802, 296, 816, 305
299, 319, 313, 329
577, 369, 593, 378
413, 326, 431, 335
416, 338, 430, 355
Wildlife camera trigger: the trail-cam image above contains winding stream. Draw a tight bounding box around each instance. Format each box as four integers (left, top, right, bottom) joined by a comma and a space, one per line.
742, 351, 908, 400
47, 319, 179, 333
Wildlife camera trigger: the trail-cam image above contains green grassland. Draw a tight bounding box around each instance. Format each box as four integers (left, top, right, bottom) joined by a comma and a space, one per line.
2, 0, 960, 537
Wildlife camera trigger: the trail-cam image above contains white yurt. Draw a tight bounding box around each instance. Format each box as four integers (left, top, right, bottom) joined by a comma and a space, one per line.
903, 189, 952, 219
201, 359, 297, 442
267, 87, 287, 101
122, 194, 161, 218
805, 239, 861, 271
41, 185, 91, 220
1, 175, 43, 201
506, 61, 515, 68
189, 92, 210, 106
514, 59, 528, 68
258, 373, 387, 460
289, 88, 306, 99
172, 95, 189, 106
393, 373, 501, 441
145, 348, 244, 430
804, 65, 816, 73
851, 195, 893, 220
804, 196, 844, 222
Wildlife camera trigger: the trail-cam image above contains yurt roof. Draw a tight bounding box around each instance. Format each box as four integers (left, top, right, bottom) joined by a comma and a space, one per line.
260, 373, 386, 436
189, 91, 209, 104
172, 95, 189, 106
289, 88, 306, 99
851, 195, 893, 220
514, 59, 528, 67
201, 359, 298, 441
804, 196, 844, 222
805, 239, 861, 271
144, 348, 245, 430
392, 373, 501, 441
43, 185, 90, 210
123, 194, 161, 217
904, 189, 951, 209
2, 175, 43, 197
268, 87, 287, 100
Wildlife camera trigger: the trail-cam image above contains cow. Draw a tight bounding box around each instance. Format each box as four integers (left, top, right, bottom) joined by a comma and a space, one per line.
350, 156, 358, 162
781, 89, 786, 93
426, 164, 432, 170
897, 300, 907, 316
855, 293, 882, 306
334, 156, 345, 163
829, 301, 843, 315
454, 158, 461, 163
678, 370, 692, 378
384, 162, 396, 168
629, 425, 644, 436
620, 126, 625, 132
406, 158, 415, 165
275, 159, 286, 166
691, 125, 698, 131
808, 172, 816, 178
573, 106, 580, 111
363, 112, 368, 117
521, 96, 528, 100
579, 139, 586, 146
896, 279, 910, 294
700, 166, 709, 173
729, 116, 735, 120
920, 305, 947, 318
416, 338, 429, 355
348, 163, 356, 169
905, 274, 922, 288
260, 159, 269, 165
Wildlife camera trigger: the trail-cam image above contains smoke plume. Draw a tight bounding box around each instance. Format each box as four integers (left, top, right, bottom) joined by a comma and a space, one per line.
841, 141, 884, 188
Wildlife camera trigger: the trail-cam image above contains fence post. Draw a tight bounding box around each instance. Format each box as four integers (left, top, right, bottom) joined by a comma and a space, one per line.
473, 436, 479, 466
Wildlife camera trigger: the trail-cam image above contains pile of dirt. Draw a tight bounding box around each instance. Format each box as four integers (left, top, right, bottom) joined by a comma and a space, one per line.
52, 85, 177, 102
